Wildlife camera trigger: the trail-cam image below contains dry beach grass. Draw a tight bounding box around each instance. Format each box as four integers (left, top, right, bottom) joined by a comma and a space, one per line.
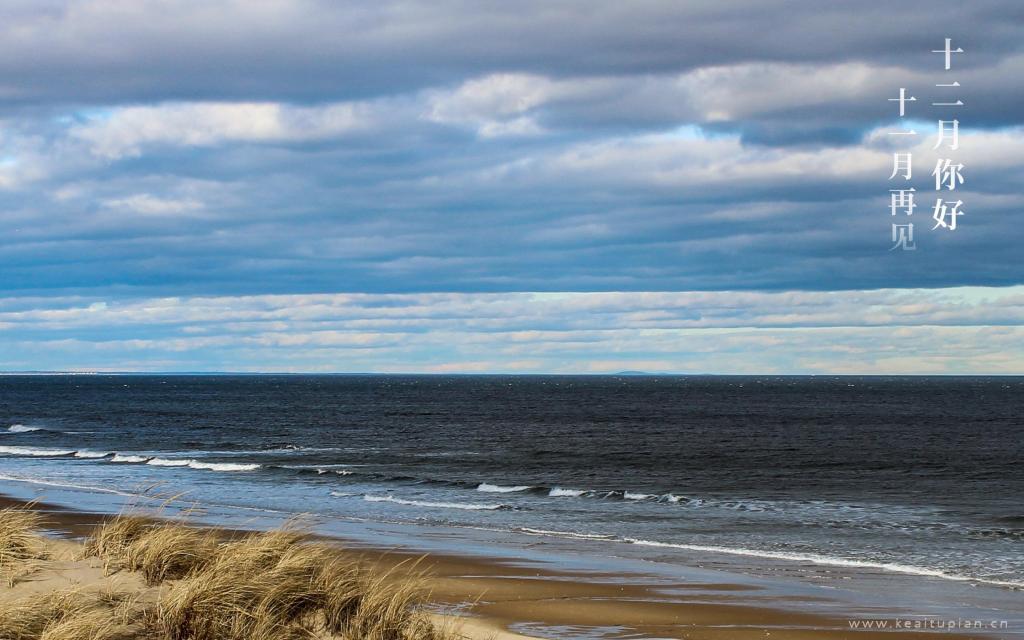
0, 506, 459, 640
0, 503, 50, 588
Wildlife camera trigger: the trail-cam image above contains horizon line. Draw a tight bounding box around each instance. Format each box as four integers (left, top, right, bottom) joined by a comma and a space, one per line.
1, 371, 1022, 377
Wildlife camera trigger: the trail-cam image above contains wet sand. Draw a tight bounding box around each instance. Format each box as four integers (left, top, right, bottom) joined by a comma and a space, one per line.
1, 494, 1004, 639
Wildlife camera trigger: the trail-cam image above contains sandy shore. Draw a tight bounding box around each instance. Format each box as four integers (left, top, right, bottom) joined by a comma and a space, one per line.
0, 495, 997, 640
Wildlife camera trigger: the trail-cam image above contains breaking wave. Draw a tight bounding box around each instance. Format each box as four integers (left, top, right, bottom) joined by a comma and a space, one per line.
144, 457, 262, 472
477, 483, 533, 493
0, 445, 75, 457
73, 450, 113, 459
187, 461, 261, 472
548, 487, 587, 497
363, 495, 513, 511
6, 425, 44, 433
147, 457, 192, 467
622, 538, 1024, 590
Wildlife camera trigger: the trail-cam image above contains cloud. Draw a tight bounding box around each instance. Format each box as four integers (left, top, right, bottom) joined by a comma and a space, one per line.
0, 1, 1021, 372
71, 101, 366, 158
1, 287, 1022, 373
101, 193, 204, 216
2, 107, 1023, 295
0, 1, 1020, 107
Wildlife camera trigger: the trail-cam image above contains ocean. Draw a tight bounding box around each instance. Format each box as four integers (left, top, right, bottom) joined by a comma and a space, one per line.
1, 374, 1022, 614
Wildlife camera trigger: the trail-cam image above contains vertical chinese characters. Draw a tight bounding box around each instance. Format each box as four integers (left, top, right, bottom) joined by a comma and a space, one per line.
886, 38, 965, 251
888, 86, 917, 250
931, 38, 965, 232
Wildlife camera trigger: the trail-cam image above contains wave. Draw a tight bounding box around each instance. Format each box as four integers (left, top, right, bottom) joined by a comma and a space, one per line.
548, 487, 587, 497
518, 527, 615, 540
624, 491, 655, 501
147, 457, 192, 467
144, 457, 262, 472
1, 442, 263, 473
477, 483, 532, 493
146, 456, 260, 472
187, 461, 260, 472
263, 464, 358, 478
0, 445, 76, 457
74, 450, 113, 459
544, 486, 695, 503
622, 538, 1024, 590
0, 473, 144, 498
6, 424, 44, 433
0, 447, 695, 508
547, 487, 655, 500
110, 454, 152, 463
363, 495, 512, 511
257, 444, 345, 454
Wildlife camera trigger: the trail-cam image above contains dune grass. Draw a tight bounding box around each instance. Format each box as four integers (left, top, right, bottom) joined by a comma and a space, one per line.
81, 515, 149, 571
0, 588, 141, 640
77, 515, 459, 640
123, 523, 220, 585
0, 504, 49, 566
37, 606, 135, 640
0, 504, 50, 586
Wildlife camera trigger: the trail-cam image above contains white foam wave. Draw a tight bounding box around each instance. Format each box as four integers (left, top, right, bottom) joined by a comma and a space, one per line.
624, 492, 655, 501
147, 457, 192, 467
363, 495, 509, 511
0, 473, 141, 498
6, 424, 43, 433
187, 461, 260, 472
329, 491, 359, 498
548, 487, 586, 497
73, 450, 112, 459
110, 454, 151, 463
0, 445, 75, 457
316, 468, 353, 476
519, 527, 615, 540
477, 483, 531, 493
623, 539, 1024, 589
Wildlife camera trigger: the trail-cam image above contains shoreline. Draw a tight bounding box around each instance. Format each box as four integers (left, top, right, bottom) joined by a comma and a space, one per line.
1, 491, 1010, 640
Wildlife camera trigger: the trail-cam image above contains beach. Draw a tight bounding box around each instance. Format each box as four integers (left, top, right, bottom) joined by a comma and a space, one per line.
1, 375, 1022, 638
1, 494, 1008, 640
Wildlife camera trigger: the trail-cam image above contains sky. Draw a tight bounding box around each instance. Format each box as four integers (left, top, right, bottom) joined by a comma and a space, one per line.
0, 0, 1022, 373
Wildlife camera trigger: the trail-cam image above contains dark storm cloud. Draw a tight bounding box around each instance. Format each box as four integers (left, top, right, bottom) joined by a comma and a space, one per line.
0, 0, 1021, 106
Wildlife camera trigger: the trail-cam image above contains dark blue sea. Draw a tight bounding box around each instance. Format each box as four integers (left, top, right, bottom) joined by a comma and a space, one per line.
1, 375, 1022, 614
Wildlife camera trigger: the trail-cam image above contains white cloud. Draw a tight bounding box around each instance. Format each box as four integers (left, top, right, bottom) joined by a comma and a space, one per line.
102, 193, 204, 216
71, 101, 366, 158
1, 287, 1022, 374
425, 73, 569, 137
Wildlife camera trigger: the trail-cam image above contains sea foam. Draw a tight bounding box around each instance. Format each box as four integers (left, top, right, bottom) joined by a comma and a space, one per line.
187, 461, 260, 472
623, 492, 655, 500
622, 538, 1024, 589
0, 445, 75, 456
73, 450, 112, 459
147, 457, 192, 467
110, 454, 151, 463
477, 483, 532, 493
6, 424, 43, 433
363, 495, 510, 511
548, 487, 587, 497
